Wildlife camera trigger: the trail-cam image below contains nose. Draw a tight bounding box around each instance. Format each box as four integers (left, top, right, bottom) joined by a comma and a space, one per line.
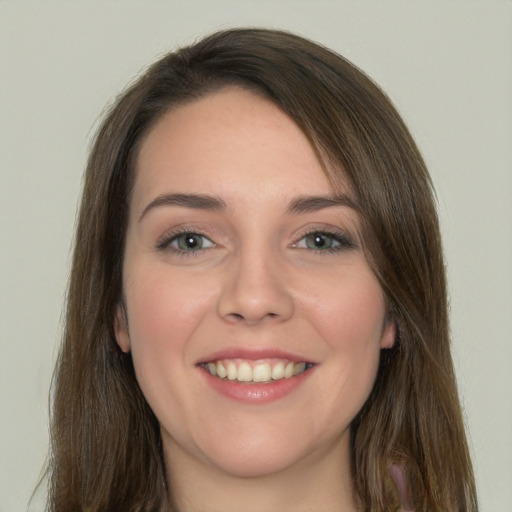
217, 246, 294, 325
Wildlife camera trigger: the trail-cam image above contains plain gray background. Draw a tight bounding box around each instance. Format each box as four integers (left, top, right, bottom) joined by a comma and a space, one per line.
1, 2, 511, 511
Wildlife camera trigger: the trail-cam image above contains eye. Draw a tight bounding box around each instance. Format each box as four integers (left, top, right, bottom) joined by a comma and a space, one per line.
295, 231, 354, 252
160, 232, 215, 253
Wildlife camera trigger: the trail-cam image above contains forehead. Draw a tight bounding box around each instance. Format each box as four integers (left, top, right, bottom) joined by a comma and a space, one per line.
133, 87, 350, 214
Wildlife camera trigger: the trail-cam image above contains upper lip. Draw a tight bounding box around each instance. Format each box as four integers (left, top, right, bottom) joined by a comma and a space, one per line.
196, 347, 315, 365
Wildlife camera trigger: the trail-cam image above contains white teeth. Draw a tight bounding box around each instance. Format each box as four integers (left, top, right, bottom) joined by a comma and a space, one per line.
238, 362, 253, 382
293, 362, 306, 375
207, 362, 217, 376
253, 363, 272, 382
216, 361, 227, 379
271, 361, 285, 380
204, 359, 311, 383
227, 362, 237, 380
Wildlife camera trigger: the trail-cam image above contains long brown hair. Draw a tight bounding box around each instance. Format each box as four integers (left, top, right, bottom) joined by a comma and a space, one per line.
46, 28, 477, 511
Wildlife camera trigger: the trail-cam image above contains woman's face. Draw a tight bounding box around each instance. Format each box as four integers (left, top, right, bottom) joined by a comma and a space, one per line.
116, 88, 394, 479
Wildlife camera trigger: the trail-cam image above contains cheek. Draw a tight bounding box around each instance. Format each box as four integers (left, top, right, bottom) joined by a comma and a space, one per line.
123, 268, 214, 384
307, 269, 387, 349
126, 267, 209, 339
121, 266, 220, 440
304, 270, 387, 412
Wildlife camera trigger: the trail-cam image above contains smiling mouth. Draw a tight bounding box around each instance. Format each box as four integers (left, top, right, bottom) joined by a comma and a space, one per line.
199, 359, 314, 384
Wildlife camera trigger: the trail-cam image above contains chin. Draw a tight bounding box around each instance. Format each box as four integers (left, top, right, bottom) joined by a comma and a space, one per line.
194, 422, 342, 479
205, 444, 309, 479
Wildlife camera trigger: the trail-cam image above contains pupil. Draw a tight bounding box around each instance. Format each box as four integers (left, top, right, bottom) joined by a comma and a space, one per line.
315, 234, 328, 248
185, 234, 199, 249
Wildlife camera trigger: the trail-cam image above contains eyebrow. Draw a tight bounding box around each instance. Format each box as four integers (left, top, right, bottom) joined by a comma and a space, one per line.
138, 192, 357, 222
138, 193, 227, 222
287, 194, 358, 214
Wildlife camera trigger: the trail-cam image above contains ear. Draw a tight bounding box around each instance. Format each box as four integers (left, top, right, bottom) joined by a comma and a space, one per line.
114, 304, 131, 353
380, 314, 397, 349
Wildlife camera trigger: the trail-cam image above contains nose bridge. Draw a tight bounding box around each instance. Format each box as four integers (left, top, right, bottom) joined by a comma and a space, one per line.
217, 240, 294, 324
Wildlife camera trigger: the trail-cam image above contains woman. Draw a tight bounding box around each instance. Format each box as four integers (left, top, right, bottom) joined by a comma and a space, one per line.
46, 28, 477, 511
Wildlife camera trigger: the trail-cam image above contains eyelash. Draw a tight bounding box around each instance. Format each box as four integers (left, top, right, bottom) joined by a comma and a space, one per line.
156, 228, 356, 256
156, 229, 216, 257
292, 228, 356, 254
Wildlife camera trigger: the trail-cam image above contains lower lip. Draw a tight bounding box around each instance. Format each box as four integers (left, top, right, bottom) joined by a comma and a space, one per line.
199, 366, 315, 404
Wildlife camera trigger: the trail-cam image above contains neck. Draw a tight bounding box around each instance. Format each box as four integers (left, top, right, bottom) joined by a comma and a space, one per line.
164, 434, 359, 512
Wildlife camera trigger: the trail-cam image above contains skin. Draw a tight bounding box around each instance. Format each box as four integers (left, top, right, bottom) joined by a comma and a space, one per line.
115, 87, 395, 512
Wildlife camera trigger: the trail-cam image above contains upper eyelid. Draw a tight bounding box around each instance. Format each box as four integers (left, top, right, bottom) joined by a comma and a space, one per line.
154, 223, 357, 249
291, 225, 356, 245
155, 223, 218, 245
155, 231, 213, 252
293, 232, 356, 251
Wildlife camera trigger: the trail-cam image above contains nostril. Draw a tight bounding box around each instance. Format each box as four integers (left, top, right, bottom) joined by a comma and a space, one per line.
228, 313, 244, 321
224, 311, 280, 323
